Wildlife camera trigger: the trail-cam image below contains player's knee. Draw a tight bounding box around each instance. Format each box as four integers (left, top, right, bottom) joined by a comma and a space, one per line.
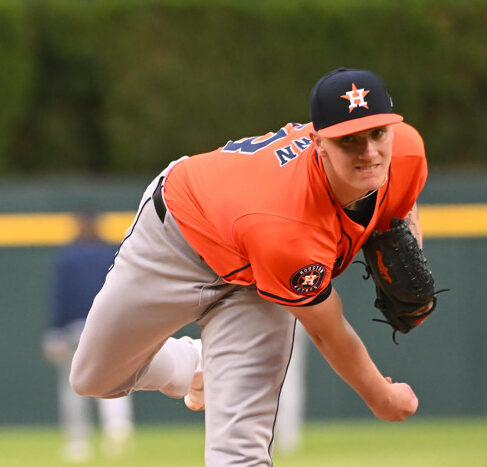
69, 359, 114, 397
69, 363, 100, 397
70, 367, 90, 396
70, 349, 133, 398
70, 368, 125, 398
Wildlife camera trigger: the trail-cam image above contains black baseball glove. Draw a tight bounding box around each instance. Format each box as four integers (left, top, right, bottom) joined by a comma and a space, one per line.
359, 218, 448, 343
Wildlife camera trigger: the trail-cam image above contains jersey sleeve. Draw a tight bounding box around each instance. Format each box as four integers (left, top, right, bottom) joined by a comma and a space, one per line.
234, 214, 336, 306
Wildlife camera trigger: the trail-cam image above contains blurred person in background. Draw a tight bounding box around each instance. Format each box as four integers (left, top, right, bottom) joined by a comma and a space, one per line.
42, 208, 134, 463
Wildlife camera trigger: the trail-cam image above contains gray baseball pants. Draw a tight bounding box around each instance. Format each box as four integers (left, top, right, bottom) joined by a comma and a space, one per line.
70, 171, 296, 466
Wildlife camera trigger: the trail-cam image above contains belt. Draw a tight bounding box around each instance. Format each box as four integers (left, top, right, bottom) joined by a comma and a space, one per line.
152, 176, 167, 223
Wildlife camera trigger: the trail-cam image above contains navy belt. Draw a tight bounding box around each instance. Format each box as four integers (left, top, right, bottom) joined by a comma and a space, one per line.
152, 176, 167, 224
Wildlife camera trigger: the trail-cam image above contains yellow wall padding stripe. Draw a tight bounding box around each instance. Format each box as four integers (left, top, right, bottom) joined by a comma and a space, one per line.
419, 204, 487, 238
0, 204, 486, 247
0, 212, 134, 246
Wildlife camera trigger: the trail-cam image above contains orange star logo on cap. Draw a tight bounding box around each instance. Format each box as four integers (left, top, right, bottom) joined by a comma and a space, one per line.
341, 83, 370, 113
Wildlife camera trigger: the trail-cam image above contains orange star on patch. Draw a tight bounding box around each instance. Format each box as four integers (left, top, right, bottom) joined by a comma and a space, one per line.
341, 83, 370, 112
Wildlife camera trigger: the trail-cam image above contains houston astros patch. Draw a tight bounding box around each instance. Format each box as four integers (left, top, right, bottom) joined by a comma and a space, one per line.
290, 263, 326, 295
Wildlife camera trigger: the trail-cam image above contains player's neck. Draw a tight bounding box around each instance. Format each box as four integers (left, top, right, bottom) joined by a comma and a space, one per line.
323, 164, 387, 210
324, 172, 369, 209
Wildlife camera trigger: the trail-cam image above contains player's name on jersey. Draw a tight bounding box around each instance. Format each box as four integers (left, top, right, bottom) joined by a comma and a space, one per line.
0, 204, 486, 246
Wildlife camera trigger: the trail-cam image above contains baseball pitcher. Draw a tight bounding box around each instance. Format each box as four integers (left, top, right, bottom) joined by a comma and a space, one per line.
71, 68, 443, 466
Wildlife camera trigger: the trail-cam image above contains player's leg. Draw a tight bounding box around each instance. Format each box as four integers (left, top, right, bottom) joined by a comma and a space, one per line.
199, 285, 295, 466
275, 320, 309, 453
70, 177, 223, 400
58, 362, 93, 462
97, 395, 134, 456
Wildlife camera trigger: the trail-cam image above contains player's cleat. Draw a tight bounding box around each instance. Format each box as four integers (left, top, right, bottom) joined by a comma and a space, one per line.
61, 439, 92, 463
101, 425, 134, 458
182, 337, 205, 411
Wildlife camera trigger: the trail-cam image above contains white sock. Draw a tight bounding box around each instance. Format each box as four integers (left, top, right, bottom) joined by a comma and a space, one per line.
133, 337, 199, 398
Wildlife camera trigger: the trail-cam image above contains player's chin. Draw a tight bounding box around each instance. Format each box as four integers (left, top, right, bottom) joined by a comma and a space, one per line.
352, 178, 382, 195
354, 169, 386, 191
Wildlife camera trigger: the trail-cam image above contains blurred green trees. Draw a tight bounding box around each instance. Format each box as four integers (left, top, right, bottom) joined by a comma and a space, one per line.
1, 0, 486, 174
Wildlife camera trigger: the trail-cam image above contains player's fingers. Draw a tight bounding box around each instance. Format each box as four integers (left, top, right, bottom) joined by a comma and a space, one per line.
411, 394, 419, 412
399, 383, 419, 415
385, 376, 392, 384
403, 382, 417, 399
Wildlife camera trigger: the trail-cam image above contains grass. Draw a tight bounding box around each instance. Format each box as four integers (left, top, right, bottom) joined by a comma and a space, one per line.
0, 418, 486, 466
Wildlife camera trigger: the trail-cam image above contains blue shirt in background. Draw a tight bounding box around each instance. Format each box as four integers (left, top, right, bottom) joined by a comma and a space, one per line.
51, 240, 117, 329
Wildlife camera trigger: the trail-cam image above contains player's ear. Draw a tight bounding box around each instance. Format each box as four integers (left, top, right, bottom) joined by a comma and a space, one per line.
310, 131, 326, 157
309, 130, 321, 147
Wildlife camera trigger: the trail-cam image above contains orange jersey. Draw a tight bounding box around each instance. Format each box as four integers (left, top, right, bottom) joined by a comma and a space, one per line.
164, 122, 427, 306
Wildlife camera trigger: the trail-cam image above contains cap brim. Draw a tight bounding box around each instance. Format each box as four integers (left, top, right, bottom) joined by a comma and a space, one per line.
317, 113, 403, 138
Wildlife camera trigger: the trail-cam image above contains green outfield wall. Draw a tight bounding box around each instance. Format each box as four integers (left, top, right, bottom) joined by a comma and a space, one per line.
0, 172, 485, 425
0, 0, 487, 174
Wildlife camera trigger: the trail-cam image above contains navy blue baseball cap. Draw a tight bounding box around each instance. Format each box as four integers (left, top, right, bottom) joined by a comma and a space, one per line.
310, 67, 403, 138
